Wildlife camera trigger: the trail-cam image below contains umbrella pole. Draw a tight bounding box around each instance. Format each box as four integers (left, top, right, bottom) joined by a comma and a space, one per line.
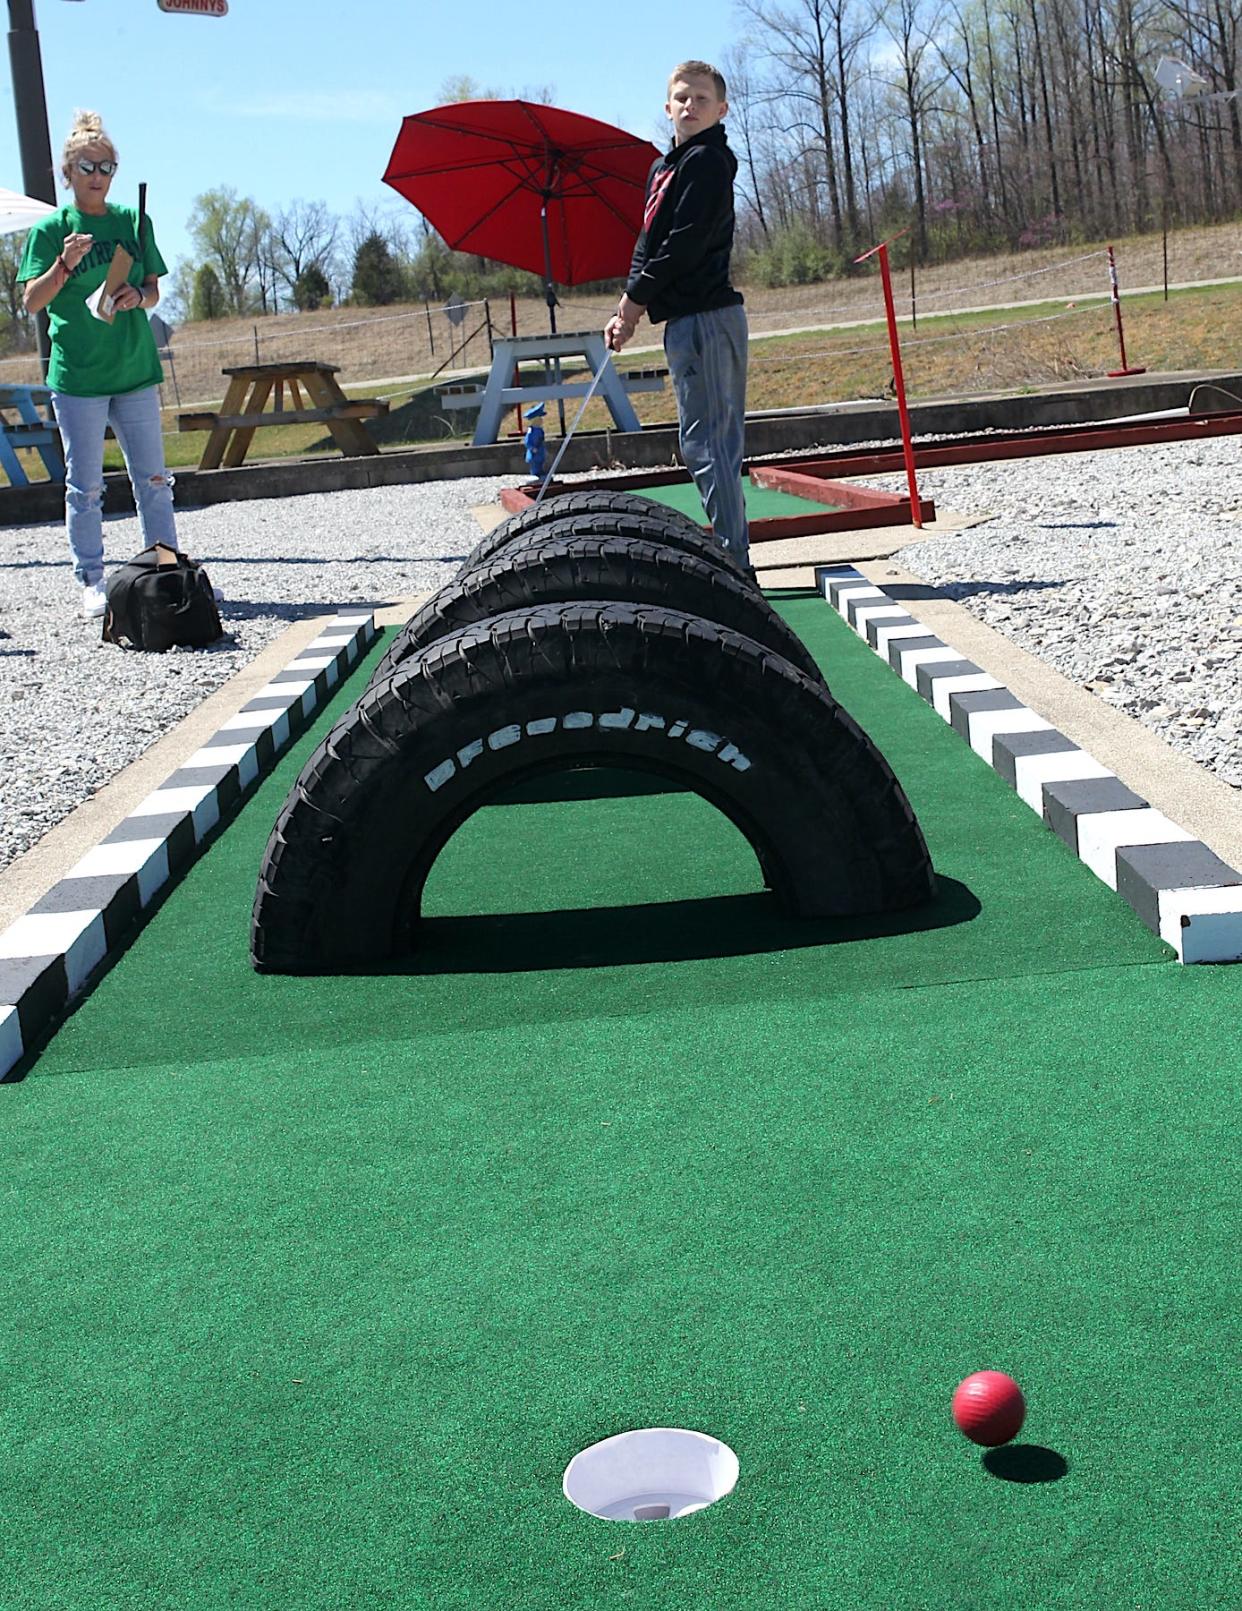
540, 197, 567, 435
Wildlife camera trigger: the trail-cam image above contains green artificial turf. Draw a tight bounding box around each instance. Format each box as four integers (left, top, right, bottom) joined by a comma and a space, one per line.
1, 599, 1237, 1611
634, 474, 838, 523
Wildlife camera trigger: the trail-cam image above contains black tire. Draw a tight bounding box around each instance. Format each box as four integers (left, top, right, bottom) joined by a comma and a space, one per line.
461, 489, 729, 577
370, 533, 825, 689
460, 509, 745, 590
252, 602, 935, 972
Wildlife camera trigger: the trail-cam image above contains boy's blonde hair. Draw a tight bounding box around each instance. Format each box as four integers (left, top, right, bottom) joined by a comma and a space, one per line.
61, 109, 117, 185
668, 61, 727, 101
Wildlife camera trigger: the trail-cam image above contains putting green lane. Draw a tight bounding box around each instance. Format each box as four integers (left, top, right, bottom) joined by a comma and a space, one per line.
631, 474, 839, 522
0, 598, 1236, 1610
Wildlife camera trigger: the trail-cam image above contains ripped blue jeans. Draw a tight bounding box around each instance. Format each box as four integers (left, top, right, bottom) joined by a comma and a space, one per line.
51, 385, 177, 584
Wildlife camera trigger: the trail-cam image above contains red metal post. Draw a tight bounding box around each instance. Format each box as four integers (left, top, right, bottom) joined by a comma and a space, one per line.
1106, 245, 1146, 378
875, 242, 924, 528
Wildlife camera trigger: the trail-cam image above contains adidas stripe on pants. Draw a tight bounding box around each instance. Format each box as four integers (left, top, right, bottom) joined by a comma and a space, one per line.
663, 303, 750, 564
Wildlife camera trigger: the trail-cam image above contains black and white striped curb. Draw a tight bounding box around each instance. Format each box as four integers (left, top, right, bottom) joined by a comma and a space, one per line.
820, 567, 1242, 964
0, 610, 377, 1079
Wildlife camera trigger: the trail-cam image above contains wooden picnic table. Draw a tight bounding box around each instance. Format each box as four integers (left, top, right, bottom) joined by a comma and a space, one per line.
178, 360, 388, 471
0, 383, 64, 487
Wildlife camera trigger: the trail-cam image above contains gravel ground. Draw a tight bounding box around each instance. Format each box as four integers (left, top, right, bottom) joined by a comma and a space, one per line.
1, 436, 1238, 879
885, 436, 1242, 790
0, 476, 511, 873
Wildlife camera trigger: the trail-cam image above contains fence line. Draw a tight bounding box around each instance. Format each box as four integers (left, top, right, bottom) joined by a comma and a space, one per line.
907, 249, 1110, 306
560, 249, 1117, 334
746, 300, 1107, 366
0, 295, 507, 404
0, 252, 1142, 418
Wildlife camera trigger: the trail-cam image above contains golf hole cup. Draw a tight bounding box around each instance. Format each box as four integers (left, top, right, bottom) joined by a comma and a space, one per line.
562, 1428, 740, 1521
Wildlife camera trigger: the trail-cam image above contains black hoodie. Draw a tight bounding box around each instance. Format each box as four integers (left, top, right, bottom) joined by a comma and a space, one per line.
625, 124, 745, 325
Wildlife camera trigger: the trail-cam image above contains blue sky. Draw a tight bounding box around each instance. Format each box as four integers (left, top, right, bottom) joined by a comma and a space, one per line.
0, 0, 738, 278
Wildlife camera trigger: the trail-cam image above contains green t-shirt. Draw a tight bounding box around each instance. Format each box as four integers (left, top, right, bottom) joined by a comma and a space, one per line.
17, 203, 168, 397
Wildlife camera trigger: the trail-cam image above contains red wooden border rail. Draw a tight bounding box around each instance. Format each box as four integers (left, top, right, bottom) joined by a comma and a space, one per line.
502, 404, 1242, 518
497, 478, 936, 539
744, 408, 1242, 480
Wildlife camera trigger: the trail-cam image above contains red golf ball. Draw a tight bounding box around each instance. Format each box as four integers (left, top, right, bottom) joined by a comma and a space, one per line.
952, 1371, 1026, 1446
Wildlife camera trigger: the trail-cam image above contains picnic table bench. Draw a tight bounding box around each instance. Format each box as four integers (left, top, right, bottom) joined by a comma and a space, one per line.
0, 383, 64, 486
177, 361, 389, 471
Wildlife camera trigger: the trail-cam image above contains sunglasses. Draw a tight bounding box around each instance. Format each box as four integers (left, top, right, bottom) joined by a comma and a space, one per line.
75, 158, 117, 176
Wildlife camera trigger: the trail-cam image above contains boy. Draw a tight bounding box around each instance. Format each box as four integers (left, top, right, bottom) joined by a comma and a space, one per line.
606, 61, 750, 566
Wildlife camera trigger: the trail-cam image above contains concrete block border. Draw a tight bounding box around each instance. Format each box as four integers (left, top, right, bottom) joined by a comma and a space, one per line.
0, 610, 378, 1080
820, 566, 1242, 964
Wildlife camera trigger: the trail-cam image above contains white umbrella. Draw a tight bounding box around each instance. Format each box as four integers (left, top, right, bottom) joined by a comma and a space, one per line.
0, 186, 56, 235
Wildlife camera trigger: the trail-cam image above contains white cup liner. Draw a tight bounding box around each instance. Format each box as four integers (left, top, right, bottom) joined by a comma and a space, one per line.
562, 1427, 739, 1521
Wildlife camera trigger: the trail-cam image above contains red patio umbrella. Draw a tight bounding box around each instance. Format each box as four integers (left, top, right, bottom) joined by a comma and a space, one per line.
382, 100, 661, 327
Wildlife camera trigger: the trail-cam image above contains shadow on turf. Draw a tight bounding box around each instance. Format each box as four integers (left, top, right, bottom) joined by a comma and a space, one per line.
983, 1445, 1069, 1484
391, 878, 980, 975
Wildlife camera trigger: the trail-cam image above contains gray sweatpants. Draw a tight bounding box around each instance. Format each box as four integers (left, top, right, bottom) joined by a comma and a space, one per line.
663, 303, 749, 564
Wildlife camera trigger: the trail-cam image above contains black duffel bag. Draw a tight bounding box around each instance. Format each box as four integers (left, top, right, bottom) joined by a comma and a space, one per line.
102, 543, 223, 653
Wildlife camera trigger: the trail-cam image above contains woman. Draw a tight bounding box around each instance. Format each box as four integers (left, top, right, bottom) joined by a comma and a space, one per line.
19, 109, 178, 619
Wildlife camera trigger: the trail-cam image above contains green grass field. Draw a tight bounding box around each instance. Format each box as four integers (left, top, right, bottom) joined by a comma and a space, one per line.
6, 273, 1241, 488
0, 597, 1236, 1609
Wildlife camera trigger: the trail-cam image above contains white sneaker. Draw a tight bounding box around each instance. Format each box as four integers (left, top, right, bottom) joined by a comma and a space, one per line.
80, 580, 107, 619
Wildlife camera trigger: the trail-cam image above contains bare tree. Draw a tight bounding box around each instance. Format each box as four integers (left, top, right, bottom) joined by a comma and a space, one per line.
740, 0, 852, 246
721, 44, 774, 236
1157, 0, 1242, 209
876, 0, 949, 259
937, 0, 995, 216
273, 200, 339, 300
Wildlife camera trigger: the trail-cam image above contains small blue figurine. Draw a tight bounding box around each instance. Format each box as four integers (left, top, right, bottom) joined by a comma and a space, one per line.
523, 401, 547, 481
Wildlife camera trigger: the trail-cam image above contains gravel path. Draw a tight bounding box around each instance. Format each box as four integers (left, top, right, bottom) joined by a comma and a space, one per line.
0, 476, 510, 873
1, 436, 1237, 878
886, 436, 1242, 790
